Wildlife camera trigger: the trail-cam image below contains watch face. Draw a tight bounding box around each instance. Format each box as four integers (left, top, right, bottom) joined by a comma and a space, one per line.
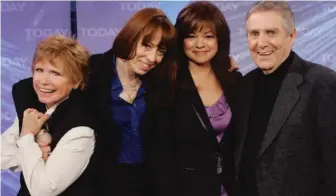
36, 130, 52, 145
38, 129, 48, 135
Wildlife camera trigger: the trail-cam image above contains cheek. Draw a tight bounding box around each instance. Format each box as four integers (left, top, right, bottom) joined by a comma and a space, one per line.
134, 47, 146, 58
209, 41, 218, 52
32, 74, 42, 87
271, 38, 289, 50
58, 83, 74, 96
183, 40, 193, 51
247, 40, 257, 51
156, 56, 164, 64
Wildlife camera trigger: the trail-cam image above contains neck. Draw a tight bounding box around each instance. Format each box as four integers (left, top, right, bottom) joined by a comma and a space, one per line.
188, 61, 213, 77
116, 57, 138, 82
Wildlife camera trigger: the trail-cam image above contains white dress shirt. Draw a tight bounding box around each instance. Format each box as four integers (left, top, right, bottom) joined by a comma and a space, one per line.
1, 104, 96, 196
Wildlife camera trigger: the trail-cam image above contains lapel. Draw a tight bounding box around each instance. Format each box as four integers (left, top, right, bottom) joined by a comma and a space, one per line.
257, 53, 304, 158
234, 69, 260, 170
179, 68, 219, 146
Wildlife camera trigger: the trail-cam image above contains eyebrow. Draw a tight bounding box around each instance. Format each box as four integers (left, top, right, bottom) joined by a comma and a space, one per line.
248, 28, 279, 32
147, 41, 157, 47
204, 31, 214, 34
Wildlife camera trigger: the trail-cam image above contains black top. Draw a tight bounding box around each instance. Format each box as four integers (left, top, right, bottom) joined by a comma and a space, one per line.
238, 52, 294, 196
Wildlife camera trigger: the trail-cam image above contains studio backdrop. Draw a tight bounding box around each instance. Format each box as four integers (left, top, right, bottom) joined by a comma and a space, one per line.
1, 1, 336, 196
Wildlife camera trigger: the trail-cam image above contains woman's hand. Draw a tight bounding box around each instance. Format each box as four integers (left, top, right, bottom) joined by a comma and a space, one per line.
229, 56, 240, 72
36, 130, 52, 161
21, 108, 49, 137
38, 142, 51, 161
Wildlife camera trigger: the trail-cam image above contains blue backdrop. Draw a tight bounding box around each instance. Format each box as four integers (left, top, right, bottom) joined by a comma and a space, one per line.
2, 1, 336, 195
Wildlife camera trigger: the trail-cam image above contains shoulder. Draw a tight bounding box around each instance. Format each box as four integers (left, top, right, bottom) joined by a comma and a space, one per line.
89, 53, 104, 65
88, 50, 115, 80
302, 60, 336, 89
65, 92, 98, 129
231, 70, 243, 86
12, 77, 39, 117
243, 68, 259, 81
12, 77, 34, 96
88, 53, 104, 73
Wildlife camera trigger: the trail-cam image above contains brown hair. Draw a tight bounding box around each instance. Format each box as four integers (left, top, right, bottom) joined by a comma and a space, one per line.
175, 1, 235, 88
112, 8, 177, 107
32, 35, 90, 90
112, 8, 175, 60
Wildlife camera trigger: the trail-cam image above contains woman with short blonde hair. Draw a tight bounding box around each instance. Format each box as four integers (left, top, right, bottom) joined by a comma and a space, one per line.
1, 35, 99, 196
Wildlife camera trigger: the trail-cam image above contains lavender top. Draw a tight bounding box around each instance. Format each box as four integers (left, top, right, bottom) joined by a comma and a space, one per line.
205, 94, 232, 142
205, 94, 232, 196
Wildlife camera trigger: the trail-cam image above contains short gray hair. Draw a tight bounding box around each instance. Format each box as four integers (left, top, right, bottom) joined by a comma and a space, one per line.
246, 1, 295, 34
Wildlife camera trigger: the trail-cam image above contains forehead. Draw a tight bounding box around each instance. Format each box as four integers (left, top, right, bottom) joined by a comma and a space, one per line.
34, 59, 63, 70
140, 29, 162, 44
195, 26, 214, 33
246, 11, 284, 31
192, 22, 215, 33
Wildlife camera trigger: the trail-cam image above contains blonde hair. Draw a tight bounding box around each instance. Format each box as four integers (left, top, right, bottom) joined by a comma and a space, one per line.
32, 35, 90, 90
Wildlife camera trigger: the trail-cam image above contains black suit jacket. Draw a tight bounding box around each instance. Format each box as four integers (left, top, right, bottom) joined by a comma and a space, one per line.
152, 66, 243, 196
235, 52, 336, 196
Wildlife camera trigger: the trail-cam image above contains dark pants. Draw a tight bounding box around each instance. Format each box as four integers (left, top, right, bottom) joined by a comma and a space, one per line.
99, 163, 157, 196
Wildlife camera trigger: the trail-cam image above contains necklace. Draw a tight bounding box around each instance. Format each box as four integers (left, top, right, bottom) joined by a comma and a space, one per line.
120, 81, 139, 89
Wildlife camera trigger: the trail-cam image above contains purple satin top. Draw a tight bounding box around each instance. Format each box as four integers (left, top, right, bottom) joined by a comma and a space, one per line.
205, 94, 232, 196
205, 94, 232, 142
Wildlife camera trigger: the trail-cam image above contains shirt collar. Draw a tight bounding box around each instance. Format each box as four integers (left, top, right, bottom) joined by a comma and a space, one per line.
45, 97, 69, 115
111, 54, 146, 95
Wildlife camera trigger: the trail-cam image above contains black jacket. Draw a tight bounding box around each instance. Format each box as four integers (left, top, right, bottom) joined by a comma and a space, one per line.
151, 66, 243, 196
235, 52, 336, 196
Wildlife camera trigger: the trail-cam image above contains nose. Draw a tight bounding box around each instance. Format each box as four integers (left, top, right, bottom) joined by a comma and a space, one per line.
146, 49, 156, 64
256, 33, 269, 48
195, 37, 205, 48
40, 72, 50, 85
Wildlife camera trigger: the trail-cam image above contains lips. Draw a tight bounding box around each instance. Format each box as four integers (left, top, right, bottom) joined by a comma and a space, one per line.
193, 51, 208, 54
258, 51, 273, 56
139, 61, 153, 71
39, 88, 56, 93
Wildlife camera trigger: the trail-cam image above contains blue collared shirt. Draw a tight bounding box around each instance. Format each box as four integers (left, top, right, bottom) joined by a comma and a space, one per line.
110, 57, 145, 163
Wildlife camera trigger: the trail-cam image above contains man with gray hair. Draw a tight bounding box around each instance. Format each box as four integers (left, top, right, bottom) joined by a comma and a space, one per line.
235, 1, 336, 196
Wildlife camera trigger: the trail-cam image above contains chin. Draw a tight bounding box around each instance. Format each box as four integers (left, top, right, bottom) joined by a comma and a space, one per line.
256, 61, 273, 69
136, 68, 151, 75
135, 70, 146, 76
194, 60, 210, 66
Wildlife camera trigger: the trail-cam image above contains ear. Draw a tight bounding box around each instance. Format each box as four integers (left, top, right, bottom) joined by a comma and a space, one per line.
73, 81, 80, 89
289, 28, 297, 43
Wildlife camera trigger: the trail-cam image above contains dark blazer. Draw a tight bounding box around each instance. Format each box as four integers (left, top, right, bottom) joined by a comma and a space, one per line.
86, 49, 156, 195
235, 52, 336, 196
152, 66, 242, 196
86, 48, 155, 158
